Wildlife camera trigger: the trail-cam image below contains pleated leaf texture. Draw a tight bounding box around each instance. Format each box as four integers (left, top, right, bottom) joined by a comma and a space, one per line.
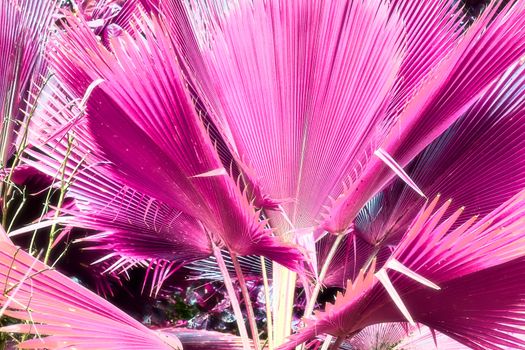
41, 5, 303, 270
0, 229, 183, 349
318, 50, 525, 290
279, 192, 525, 349
0, 0, 56, 165
0, 228, 249, 349
163, 0, 525, 237
2, 0, 525, 349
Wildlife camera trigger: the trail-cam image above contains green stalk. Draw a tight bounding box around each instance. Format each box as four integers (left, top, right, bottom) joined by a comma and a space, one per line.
6, 187, 26, 234
43, 135, 74, 265
1, 75, 53, 228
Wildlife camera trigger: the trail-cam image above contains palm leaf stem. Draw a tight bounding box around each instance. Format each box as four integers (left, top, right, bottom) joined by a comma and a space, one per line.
261, 256, 274, 350
213, 244, 252, 350
304, 233, 344, 318
231, 251, 261, 350
329, 336, 343, 350
300, 233, 344, 350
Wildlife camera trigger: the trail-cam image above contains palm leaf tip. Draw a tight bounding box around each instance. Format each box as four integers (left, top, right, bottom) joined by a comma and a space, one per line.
0, 231, 183, 349
321, 0, 525, 234
281, 191, 525, 349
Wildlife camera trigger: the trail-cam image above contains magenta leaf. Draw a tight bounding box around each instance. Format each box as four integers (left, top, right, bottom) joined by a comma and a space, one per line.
325, 0, 525, 233
43, 11, 303, 269
0, 0, 57, 164
172, 0, 405, 237
280, 191, 525, 349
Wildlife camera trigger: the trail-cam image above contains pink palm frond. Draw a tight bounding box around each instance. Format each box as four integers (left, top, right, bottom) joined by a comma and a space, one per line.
279, 191, 525, 349
320, 58, 525, 288
169, 0, 406, 236
325, 0, 525, 233
346, 322, 409, 350
0, 0, 57, 165
343, 323, 469, 350
386, 0, 464, 119
404, 60, 525, 228
0, 229, 183, 349
394, 324, 470, 349
41, 11, 303, 269
316, 231, 382, 288
21, 78, 213, 292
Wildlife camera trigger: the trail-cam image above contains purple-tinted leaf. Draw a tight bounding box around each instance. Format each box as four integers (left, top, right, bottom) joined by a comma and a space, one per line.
394, 324, 470, 350
386, 0, 464, 119
173, 0, 405, 238
44, 12, 303, 269
346, 322, 409, 350
0, 0, 56, 165
324, 0, 525, 233
23, 79, 213, 292
321, 59, 525, 287
5, 164, 53, 194
340, 323, 470, 350
405, 60, 525, 228
280, 192, 525, 349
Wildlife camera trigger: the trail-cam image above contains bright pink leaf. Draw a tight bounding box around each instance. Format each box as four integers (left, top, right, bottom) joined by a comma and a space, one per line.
44, 12, 302, 269
0, 230, 182, 349
324, 0, 525, 233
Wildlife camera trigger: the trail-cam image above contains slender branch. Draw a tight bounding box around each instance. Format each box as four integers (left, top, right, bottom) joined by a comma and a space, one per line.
1, 74, 53, 228
43, 134, 74, 265
303, 233, 344, 318
213, 245, 252, 350
6, 187, 26, 234
260, 256, 274, 350
231, 252, 261, 350
296, 233, 344, 350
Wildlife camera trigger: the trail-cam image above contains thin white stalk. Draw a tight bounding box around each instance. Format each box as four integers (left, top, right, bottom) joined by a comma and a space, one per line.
303, 234, 344, 318
320, 335, 333, 350
298, 234, 344, 350
272, 263, 297, 347
231, 252, 261, 350
213, 245, 252, 350
261, 256, 274, 350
